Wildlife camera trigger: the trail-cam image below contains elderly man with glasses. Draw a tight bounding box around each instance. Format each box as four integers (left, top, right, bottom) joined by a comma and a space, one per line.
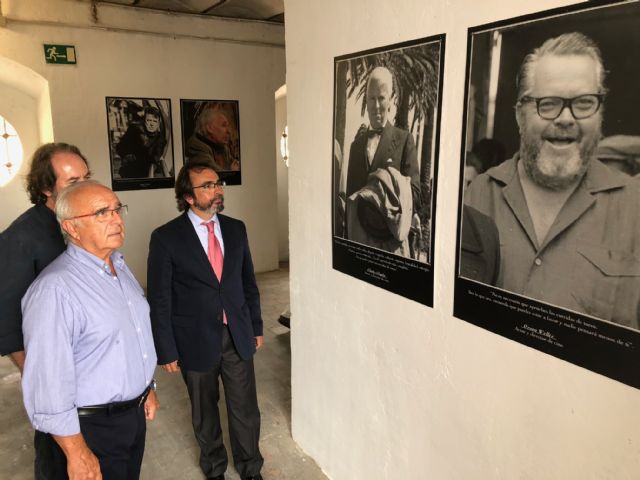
21, 180, 159, 480
464, 32, 640, 329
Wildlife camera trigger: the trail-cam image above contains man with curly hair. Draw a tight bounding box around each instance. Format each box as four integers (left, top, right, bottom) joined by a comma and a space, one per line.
0, 143, 90, 372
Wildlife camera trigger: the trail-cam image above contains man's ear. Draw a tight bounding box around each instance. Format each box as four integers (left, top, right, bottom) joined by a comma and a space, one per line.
185, 194, 195, 207
62, 219, 79, 240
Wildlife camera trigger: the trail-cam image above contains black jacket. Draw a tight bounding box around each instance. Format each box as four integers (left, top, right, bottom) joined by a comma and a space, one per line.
147, 212, 262, 371
0, 204, 65, 355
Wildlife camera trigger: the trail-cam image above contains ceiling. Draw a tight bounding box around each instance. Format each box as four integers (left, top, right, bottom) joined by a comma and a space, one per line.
92, 0, 285, 24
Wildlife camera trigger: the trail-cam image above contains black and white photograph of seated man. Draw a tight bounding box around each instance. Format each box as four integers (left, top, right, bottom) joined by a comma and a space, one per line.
333, 37, 443, 265
181, 99, 242, 186
454, 0, 640, 388
106, 97, 175, 191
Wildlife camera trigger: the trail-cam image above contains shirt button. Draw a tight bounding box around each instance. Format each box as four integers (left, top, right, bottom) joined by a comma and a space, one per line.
143, 354, 148, 359
137, 327, 141, 333
534, 258, 542, 266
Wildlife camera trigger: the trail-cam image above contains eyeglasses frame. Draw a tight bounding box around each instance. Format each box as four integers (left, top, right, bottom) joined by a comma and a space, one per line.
518, 94, 604, 120
192, 180, 227, 191
66, 204, 128, 222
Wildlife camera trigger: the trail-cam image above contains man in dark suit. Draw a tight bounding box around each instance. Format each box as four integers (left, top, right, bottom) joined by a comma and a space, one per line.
345, 66, 421, 246
147, 163, 263, 480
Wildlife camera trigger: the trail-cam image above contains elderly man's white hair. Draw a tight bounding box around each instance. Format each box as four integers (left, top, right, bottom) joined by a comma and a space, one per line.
55, 180, 109, 237
195, 103, 228, 137
516, 32, 607, 100
367, 66, 395, 95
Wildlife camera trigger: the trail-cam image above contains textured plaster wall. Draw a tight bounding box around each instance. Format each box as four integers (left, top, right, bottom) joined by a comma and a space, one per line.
0, 0, 285, 280
285, 0, 640, 479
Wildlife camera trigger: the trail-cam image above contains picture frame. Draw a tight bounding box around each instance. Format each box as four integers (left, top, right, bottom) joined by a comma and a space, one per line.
454, 0, 640, 388
180, 99, 242, 186
105, 97, 174, 191
332, 35, 446, 307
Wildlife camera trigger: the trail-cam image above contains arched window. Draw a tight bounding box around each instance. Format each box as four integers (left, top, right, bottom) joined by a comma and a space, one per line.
0, 114, 23, 187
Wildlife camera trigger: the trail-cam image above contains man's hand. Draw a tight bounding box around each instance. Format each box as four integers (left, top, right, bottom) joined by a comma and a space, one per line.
160, 361, 179, 373
255, 336, 264, 350
53, 433, 102, 480
8, 350, 25, 374
144, 390, 159, 421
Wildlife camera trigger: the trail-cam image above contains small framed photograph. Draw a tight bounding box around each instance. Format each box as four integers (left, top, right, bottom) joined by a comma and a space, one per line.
180, 99, 242, 185
105, 97, 175, 191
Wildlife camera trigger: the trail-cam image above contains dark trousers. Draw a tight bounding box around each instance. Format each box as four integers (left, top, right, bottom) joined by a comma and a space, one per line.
181, 325, 263, 478
34, 405, 146, 480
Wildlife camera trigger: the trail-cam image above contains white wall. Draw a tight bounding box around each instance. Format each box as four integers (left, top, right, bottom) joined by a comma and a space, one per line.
285, 1, 640, 479
0, 0, 285, 280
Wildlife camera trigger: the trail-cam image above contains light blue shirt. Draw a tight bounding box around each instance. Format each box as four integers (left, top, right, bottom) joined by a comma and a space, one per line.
21, 243, 157, 436
187, 208, 225, 255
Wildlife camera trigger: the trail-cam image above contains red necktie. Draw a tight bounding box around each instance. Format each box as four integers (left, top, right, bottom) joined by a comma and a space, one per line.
203, 221, 226, 324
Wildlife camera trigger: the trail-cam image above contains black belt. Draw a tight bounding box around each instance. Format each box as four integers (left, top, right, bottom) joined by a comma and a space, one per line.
77, 385, 152, 417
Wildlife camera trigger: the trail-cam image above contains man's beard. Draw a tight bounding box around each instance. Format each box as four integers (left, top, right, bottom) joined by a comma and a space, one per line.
519, 123, 601, 191
194, 194, 225, 215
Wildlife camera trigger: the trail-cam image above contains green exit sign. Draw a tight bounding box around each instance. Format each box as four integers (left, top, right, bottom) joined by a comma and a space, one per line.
43, 44, 76, 64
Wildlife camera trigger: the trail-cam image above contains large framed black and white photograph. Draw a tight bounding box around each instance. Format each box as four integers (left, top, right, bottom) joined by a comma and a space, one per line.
454, 0, 640, 388
180, 99, 241, 186
332, 35, 445, 306
106, 97, 174, 191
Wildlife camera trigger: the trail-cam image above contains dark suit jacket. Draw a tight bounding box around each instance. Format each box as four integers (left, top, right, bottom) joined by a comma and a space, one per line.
346, 122, 421, 207
147, 212, 263, 371
460, 205, 500, 286
0, 204, 65, 355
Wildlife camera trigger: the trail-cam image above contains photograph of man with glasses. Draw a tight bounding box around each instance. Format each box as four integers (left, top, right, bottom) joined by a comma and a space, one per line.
462, 30, 640, 330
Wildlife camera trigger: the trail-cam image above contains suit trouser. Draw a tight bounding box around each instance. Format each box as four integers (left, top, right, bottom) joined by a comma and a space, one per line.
181, 325, 263, 478
34, 405, 146, 480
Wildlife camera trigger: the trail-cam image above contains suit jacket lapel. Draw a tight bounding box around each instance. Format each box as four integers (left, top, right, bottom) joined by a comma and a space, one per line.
218, 214, 234, 283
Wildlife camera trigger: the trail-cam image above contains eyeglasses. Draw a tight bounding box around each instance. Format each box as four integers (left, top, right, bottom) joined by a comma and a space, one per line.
519, 94, 604, 120
67, 204, 128, 222
193, 180, 226, 191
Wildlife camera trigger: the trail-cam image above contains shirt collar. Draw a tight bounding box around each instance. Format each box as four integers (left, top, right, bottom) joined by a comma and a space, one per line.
187, 208, 218, 228
66, 242, 124, 274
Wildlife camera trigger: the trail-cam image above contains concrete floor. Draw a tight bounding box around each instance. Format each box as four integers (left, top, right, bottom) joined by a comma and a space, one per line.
0, 265, 328, 480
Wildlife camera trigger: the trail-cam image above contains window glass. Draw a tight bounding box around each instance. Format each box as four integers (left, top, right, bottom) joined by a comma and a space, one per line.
0, 115, 23, 187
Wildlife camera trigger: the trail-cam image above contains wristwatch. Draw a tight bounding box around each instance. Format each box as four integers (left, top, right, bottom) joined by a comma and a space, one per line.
149, 379, 157, 391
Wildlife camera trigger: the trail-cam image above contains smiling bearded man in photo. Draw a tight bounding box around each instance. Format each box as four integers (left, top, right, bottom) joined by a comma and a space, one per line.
464, 32, 640, 329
